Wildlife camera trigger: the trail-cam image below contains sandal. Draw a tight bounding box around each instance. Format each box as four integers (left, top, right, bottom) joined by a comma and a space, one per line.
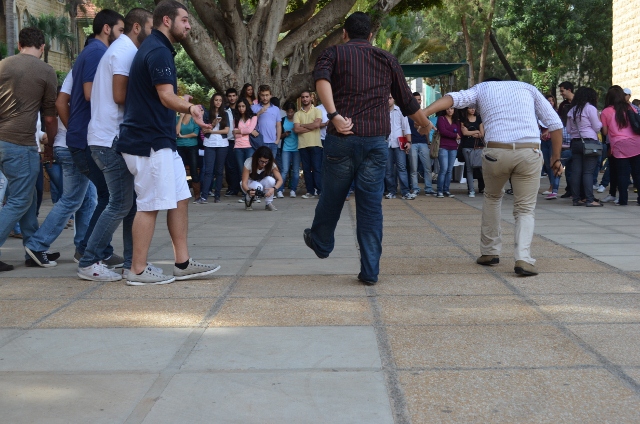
586, 202, 603, 207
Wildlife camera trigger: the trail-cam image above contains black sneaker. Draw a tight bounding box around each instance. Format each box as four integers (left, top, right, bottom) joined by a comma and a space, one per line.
560, 191, 572, 198
224, 190, 236, 197
25, 252, 60, 267
0, 260, 14, 272
24, 247, 57, 267
357, 273, 377, 286
103, 253, 125, 269
303, 228, 328, 259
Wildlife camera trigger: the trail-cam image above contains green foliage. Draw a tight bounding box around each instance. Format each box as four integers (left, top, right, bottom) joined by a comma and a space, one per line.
177, 80, 216, 107
0, 42, 20, 58
175, 45, 213, 91
375, 12, 446, 63
28, 14, 76, 62
56, 71, 69, 86
391, 0, 442, 16
92, 0, 155, 15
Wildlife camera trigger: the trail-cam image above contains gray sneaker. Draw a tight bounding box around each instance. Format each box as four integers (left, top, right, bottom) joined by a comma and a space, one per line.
126, 264, 175, 286
123, 263, 164, 280
265, 203, 277, 211
173, 258, 221, 281
73, 250, 82, 263
77, 262, 122, 282
103, 253, 125, 269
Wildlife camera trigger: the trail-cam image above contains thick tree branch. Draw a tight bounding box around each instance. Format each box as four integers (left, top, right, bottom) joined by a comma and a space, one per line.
251, 0, 288, 80
273, 0, 357, 62
280, 0, 319, 33
310, 27, 344, 66
191, 0, 227, 45
180, 18, 238, 93
369, 0, 403, 35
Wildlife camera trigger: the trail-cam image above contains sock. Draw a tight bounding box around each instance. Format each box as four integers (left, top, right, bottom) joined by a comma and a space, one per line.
175, 259, 190, 270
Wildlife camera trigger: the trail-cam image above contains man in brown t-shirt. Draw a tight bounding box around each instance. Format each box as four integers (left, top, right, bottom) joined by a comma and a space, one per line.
0, 27, 58, 272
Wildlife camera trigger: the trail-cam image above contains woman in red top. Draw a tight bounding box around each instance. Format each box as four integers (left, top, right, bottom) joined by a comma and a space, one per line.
435, 107, 462, 197
600, 85, 640, 206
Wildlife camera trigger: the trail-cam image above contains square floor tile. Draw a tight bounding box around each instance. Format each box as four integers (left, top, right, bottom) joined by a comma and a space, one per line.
0, 279, 94, 300
531, 294, 640, 323
374, 274, 511, 296
231, 275, 366, 297
0, 300, 68, 328
567, 324, 640, 366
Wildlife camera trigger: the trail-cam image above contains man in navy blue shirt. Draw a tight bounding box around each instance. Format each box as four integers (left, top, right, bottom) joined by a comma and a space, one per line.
117, 0, 219, 286
66, 9, 125, 271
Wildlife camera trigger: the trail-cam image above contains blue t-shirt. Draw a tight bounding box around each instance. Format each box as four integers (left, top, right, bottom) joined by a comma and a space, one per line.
408, 117, 428, 144
118, 30, 178, 157
251, 103, 280, 144
66, 38, 107, 149
282, 117, 298, 151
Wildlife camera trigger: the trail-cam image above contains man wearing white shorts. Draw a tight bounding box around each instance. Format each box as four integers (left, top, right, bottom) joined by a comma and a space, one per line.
116, 0, 219, 285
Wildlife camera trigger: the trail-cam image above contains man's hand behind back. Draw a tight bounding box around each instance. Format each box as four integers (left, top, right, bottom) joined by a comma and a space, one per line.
333, 115, 354, 135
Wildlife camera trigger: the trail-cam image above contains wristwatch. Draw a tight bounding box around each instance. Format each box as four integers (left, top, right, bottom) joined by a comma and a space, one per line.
327, 111, 339, 121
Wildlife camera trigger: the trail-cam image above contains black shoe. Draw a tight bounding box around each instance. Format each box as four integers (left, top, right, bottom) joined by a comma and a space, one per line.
224, 190, 236, 197
0, 260, 14, 272
560, 192, 572, 198
357, 273, 377, 286
505, 189, 513, 195
303, 228, 328, 259
24, 247, 57, 267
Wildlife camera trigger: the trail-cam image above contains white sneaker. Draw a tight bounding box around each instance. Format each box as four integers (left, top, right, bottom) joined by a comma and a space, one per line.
597, 185, 606, 193
276, 191, 284, 198
77, 262, 122, 282
301, 193, 315, 199
593, 185, 599, 190
601, 194, 616, 203
173, 258, 221, 281
542, 190, 552, 195
385, 193, 396, 199
123, 263, 163, 279
265, 202, 277, 211
126, 264, 175, 286
290, 190, 296, 198
468, 191, 475, 198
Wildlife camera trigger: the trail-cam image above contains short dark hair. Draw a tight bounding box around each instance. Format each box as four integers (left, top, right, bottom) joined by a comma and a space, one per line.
412, 92, 421, 97
258, 84, 271, 94
270, 97, 280, 108
124, 8, 152, 34
93, 9, 125, 36
283, 101, 296, 111
300, 90, 312, 97
153, 0, 188, 28
558, 81, 574, 92
225, 88, 238, 96
483, 77, 503, 82
18, 27, 45, 49
344, 12, 371, 40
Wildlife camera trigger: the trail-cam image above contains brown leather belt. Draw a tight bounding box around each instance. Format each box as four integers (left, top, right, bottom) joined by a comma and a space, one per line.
486, 142, 541, 150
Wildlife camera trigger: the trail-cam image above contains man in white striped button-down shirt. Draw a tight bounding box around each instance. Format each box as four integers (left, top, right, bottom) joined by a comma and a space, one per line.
421, 79, 563, 276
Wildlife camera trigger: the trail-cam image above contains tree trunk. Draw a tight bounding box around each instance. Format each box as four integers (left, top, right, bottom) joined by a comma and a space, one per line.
44, 46, 49, 63
5, 0, 15, 56
489, 30, 518, 81
461, 14, 475, 86
478, 0, 496, 83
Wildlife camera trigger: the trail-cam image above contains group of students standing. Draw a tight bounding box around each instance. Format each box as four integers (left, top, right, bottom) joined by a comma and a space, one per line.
540, 81, 640, 207
176, 85, 328, 209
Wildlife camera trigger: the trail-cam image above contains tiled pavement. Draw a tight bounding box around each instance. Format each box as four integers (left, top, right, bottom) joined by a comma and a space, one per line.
2, 181, 640, 423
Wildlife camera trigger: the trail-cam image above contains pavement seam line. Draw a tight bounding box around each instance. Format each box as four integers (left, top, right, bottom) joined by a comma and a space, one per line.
123, 200, 287, 424
348, 200, 412, 424
404, 199, 640, 397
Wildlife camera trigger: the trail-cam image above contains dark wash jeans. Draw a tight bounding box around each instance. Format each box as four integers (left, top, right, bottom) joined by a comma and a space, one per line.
309, 134, 387, 282
299, 146, 323, 195
69, 146, 114, 258
617, 153, 640, 205
570, 139, 600, 203
78, 143, 136, 269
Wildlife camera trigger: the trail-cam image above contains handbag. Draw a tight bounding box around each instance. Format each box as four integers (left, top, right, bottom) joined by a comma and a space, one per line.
249, 131, 264, 150
429, 131, 440, 159
470, 139, 484, 169
627, 109, 640, 135
574, 126, 602, 157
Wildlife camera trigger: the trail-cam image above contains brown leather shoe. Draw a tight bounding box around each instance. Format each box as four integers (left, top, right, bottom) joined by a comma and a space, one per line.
514, 260, 538, 276
477, 255, 499, 265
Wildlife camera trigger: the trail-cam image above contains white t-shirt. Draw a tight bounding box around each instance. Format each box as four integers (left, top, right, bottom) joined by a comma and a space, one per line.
54, 71, 74, 148
316, 104, 328, 140
203, 121, 228, 148
226, 108, 235, 141
87, 34, 137, 148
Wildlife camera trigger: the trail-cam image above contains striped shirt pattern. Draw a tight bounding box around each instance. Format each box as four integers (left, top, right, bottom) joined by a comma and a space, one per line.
448, 81, 563, 144
313, 39, 420, 137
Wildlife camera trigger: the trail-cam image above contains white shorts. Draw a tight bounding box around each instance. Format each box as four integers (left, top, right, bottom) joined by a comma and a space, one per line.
122, 148, 191, 212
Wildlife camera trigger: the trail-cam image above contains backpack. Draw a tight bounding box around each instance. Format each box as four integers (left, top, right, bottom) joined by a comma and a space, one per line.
627, 108, 640, 135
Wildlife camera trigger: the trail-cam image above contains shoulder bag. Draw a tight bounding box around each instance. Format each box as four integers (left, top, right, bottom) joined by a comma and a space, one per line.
576, 125, 602, 157
470, 138, 484, 169
249, 131, 264, 150
429, 131, 440, 159
627, 109, 640, 135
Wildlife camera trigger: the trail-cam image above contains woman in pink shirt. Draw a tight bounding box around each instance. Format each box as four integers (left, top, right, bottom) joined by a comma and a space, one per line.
566, 87, 603, 207
232, 98, 258, 200
600, 85, 640, 206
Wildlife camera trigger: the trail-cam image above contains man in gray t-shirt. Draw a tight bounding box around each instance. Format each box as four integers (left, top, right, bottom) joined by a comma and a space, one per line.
0, 28, 58, 272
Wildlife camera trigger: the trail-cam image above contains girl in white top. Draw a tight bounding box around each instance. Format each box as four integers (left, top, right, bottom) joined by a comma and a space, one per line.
197, 93, 229, 203
242, 146, 283, 211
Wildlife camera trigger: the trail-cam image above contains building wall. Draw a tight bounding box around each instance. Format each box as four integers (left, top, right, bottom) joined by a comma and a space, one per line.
613, 0, 640, 97
2, 0, 72, 72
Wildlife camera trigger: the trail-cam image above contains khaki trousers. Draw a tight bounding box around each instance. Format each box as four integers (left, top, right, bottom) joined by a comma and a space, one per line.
481, 147, 543, 264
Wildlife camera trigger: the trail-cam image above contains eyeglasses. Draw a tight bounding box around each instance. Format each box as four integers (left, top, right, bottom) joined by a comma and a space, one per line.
258, 159, 269, 165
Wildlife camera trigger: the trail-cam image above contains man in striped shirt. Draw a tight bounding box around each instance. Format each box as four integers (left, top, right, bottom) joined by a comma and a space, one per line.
422, 79, 563, 276
303, 12, 434, 286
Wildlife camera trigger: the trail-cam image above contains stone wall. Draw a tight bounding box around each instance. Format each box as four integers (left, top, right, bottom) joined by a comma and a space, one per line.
613, 0, 640, 97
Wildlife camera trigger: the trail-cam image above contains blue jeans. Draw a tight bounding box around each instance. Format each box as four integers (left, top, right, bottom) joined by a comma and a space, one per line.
385, 147, 410, 196
409, 143, 433, 192
265, 143, 278, 160
201, 146, 228, 199
541, 139, 554, 188
69, 146, 113, 257
0, 169, 7, 206
569, 139, 600, 203
279, 150, 300, 193
26, 147, 97, 254
437, 148, 457, 193
562, 149, 573, 193
0, 140, 40, 258
45, 162, 63, 204
309, 134, 387, 282
78, 144, 136, 268
225, 140, 240, 193
234, 147, 255, 184
299, 146, 323, 195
